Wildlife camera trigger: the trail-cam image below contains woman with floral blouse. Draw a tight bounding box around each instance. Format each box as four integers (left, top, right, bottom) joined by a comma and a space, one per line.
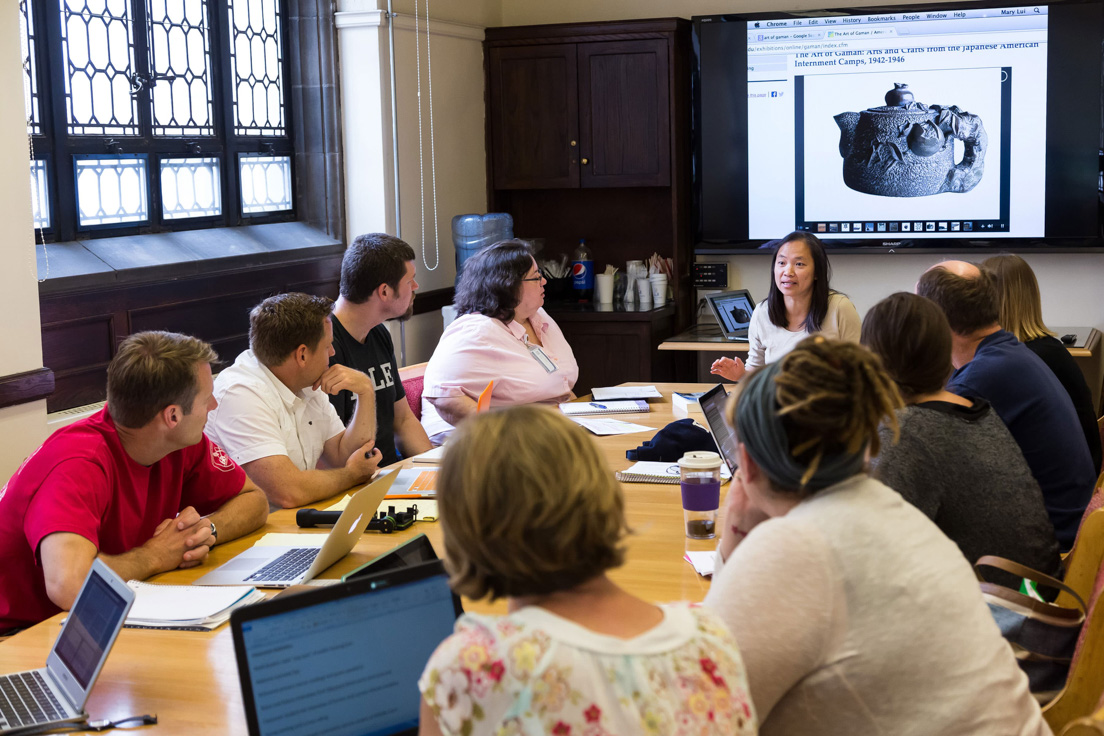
418, 406, 758, 736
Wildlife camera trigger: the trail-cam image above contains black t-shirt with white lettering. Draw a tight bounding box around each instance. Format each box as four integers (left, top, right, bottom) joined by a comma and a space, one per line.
329, 316, 406, 466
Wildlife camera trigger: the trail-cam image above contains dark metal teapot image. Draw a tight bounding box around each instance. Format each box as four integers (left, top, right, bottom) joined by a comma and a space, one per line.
834, 84, 987, 197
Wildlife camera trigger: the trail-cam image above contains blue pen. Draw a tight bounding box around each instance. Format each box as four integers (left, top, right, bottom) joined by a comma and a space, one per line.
590, 402, 608, 410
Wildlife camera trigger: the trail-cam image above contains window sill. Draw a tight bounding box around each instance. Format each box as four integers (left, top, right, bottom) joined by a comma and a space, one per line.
36, 222, 344, 296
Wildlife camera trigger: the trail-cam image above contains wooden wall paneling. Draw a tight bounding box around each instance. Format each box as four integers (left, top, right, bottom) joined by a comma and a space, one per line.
41, 314, 116, 412
40, 255, 343, 412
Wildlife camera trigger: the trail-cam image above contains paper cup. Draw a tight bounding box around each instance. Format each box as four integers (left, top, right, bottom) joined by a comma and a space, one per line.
595, 273, 614, 304
649, 274, 668, 305
636, 278, 653, 304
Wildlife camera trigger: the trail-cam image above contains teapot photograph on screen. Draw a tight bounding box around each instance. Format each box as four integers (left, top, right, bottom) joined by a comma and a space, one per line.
834, 83, 988, 197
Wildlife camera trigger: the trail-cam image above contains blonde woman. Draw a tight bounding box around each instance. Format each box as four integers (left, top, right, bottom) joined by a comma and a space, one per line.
418, 406, 757, 736
705, 338, 1050, 735
982, 254, 1101, 473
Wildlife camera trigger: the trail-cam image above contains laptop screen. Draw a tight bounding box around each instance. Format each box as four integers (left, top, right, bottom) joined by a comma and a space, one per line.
53, 571, 129, 690
699, 384, 739, 474
707, 290, 756, 337
344, 535, 439, 582
236, 569, 458, 736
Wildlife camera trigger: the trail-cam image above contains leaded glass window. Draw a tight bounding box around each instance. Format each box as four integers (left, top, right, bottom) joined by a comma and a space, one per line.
147, 0, 215, 136
60, 0, 141, 136
30, 160, 50, 229
229, 0, 286, 136
161, 157, 221, 219
75, 155, 149, 226
21, 0, 294, 240
240, 155, 291, 213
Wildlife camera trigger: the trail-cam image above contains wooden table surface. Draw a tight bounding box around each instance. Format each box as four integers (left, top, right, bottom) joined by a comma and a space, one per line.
0, 383, 723, 734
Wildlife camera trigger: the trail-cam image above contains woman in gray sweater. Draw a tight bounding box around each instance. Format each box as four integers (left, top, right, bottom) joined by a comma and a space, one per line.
862, 292, 1061, 580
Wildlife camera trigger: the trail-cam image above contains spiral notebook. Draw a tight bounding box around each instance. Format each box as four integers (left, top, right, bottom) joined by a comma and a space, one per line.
615, 461, 731, 485
560, 400, 649, 416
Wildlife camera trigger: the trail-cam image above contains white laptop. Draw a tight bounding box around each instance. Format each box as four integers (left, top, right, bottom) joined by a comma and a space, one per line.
194, 472, 397, 588
0, 559, 135, 734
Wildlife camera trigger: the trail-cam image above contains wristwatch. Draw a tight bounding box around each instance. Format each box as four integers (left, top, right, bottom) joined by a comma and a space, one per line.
207, 518, 218, 545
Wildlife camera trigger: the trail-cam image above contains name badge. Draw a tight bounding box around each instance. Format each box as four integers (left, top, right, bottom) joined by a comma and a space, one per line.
528, 345, 558, 373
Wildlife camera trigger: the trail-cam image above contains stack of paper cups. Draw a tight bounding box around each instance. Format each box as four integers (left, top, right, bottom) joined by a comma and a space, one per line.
649, 273, 668, 305
636, 278, 653, 305
595, 273, 614, 304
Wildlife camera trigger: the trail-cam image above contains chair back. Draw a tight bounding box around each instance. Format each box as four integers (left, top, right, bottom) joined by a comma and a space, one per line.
1060, 708, 1104, 735
399, 362, 427, 420
1045, 508, 1104, 731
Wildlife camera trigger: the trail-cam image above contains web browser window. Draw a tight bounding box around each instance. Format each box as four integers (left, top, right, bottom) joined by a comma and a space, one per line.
744, 7, 1048, 239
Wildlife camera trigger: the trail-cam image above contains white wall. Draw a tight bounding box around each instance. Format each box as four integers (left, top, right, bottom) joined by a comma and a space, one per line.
0, 2, 48, 478
338, 1, 491, 364
713, 251, 1104, 331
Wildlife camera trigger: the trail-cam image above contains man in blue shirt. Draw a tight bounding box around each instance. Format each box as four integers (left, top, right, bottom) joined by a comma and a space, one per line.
917, 261, 1094, 550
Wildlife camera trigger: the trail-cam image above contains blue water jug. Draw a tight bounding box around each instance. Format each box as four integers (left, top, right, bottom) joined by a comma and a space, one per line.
451, 213, 513, 279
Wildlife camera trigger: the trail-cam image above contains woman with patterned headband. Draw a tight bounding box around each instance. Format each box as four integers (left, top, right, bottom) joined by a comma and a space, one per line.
704, 337, 1050, 736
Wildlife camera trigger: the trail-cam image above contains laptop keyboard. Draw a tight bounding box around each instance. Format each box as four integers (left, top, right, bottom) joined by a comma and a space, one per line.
0, 671, 66, 728
245, 547, 320, 583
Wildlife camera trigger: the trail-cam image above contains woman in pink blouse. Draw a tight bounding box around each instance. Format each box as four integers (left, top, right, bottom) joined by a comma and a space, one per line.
420, 240, 579, 442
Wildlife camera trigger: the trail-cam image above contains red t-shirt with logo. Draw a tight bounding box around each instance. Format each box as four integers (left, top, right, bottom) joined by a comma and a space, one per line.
0, 408, 245, 630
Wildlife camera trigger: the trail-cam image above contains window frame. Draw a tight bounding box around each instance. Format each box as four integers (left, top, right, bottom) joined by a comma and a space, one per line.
26, 0, 297, 243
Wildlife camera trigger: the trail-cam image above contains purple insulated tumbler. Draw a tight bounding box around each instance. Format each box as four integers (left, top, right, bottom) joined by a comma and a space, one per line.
679, 451, 723, 539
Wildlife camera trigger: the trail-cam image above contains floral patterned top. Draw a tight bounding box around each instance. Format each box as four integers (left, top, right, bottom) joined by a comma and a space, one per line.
418, 602, 757, 736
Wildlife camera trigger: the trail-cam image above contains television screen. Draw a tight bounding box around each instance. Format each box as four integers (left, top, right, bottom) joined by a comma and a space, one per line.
692, 1, 1104, 251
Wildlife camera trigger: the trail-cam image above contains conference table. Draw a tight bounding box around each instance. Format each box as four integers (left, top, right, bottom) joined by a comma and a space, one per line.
0, 383, 725, 734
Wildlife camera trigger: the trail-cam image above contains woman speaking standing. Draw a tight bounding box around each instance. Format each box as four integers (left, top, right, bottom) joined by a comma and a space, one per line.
711, 232, 860, 382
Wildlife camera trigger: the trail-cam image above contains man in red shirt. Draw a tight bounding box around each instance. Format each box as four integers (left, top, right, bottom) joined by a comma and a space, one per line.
0, 332, 269, 632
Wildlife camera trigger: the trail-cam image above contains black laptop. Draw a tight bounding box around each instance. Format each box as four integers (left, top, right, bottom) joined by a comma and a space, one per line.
231, 560, 461, 736
342, 534, 441, 583
698, 384, 739, 475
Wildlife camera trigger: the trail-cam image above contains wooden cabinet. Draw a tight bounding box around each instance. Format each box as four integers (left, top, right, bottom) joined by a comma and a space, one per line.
578, 39, 670, 188
489, 38, 670, 190
488, 44, 579, 189
484, 19, 692, 329
546, 303, 680, 396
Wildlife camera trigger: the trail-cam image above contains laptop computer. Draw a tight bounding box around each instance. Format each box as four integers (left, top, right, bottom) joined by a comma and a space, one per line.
706, 289, 756, 341
0, 559, 134, 734
342, 533, 439, 583
698, 383, 739, 475
231, 560, 462, 736
194, 471, 397, 588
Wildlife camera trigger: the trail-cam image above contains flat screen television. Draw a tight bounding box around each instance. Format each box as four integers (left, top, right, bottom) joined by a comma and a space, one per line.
691, 1, 1104, 252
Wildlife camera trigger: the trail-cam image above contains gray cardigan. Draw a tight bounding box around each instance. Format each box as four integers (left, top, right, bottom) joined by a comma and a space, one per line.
871, 400, 1062, 580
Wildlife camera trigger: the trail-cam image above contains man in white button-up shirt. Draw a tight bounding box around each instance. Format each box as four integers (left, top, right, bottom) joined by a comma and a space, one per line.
206, 293, 382, 508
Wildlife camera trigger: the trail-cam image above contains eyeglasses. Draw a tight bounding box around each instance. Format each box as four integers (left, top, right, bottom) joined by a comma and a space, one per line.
521, 275, 544, 283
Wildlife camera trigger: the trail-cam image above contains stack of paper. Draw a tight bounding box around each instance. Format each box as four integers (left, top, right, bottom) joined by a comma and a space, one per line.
125, 581, 265, 631
684, 551, 716, 578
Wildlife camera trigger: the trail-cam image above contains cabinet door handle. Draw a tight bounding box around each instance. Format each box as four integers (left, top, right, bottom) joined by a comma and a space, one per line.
570, 140, 577, 147
581, 157, 589, 165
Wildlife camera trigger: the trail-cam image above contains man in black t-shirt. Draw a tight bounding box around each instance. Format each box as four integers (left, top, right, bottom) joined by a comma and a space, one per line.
329, 234, 432, 465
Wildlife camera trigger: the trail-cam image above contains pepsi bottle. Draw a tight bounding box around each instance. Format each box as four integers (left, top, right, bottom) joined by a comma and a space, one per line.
571, 239, 594, 302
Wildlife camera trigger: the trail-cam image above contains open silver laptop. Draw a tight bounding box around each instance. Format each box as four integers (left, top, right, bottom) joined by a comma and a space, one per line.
194, 472, 397, 588
706, 289, 756, 341
698, 384, 739, 475
0, 559, 134, 735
